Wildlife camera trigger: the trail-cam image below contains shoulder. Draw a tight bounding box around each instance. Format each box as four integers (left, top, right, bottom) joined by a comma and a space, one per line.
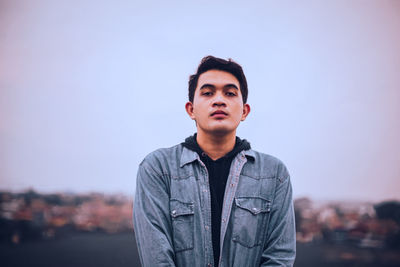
139, 143, 184, 172
245, 149, 290, 182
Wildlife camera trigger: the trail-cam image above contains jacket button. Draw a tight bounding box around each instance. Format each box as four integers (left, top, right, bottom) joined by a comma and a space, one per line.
171, 210, 177, 216
205, 225, 209, 230
252, 208, 258, 213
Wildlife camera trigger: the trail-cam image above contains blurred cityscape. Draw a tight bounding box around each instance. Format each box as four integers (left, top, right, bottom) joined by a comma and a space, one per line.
0, 189, 133, 243
294, 197, 400, 249
1, 189, 400, 266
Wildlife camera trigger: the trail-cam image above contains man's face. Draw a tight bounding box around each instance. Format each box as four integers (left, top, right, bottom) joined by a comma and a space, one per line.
185, 69, 250, 136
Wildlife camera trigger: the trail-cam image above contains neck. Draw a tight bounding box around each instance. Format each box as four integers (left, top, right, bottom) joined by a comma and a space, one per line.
196, 130, 236, 160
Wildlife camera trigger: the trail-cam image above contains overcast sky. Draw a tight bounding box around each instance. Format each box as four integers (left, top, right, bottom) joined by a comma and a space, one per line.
1, 0, 399, 202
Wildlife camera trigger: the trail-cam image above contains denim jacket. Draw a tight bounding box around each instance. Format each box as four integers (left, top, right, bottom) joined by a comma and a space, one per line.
133, 144, 296, 267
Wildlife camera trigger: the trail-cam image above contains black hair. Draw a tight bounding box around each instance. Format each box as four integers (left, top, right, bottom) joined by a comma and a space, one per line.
188, 55, 248, 103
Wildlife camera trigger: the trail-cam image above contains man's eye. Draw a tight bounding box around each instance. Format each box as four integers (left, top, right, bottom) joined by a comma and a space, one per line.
202, 92, 212, 96
226, 92, 236, 96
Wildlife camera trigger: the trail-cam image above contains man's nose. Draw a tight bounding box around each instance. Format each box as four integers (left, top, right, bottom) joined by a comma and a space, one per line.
212, 92, 226, 106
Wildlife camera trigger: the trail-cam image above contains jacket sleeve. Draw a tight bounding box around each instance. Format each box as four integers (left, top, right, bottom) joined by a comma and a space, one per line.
133, 160, 176, 267
260, 163, 296, 266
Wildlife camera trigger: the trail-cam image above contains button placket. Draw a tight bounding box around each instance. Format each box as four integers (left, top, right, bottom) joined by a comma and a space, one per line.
198, 157, 213, 266
218, 153, 247, 267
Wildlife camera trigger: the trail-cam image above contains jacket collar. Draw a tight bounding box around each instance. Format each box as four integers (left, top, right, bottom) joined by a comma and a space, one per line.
180, 145, 255, 168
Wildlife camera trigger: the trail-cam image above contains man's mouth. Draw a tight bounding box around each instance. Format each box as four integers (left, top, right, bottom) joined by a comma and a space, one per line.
211, 110, 228, 117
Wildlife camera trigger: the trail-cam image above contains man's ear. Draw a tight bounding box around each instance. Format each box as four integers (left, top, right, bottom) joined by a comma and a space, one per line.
241, 103, 251, 121
185, 101, 196, 120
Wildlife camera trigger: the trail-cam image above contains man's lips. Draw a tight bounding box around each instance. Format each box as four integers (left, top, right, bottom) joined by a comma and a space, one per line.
211, 111, 228, 116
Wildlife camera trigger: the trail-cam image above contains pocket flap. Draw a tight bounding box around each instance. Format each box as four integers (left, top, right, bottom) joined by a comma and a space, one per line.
234, 197, 271, 215
170, 199, 194, 218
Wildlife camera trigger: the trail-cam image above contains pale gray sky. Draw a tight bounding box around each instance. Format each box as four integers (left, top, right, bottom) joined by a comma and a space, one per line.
1, 0, 399, 202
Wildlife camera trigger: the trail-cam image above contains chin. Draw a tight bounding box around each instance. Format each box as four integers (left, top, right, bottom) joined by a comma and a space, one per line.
206, 126, 236, 136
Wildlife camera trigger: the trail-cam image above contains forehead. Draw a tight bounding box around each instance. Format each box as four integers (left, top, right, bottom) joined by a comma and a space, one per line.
197, 70, 240, 89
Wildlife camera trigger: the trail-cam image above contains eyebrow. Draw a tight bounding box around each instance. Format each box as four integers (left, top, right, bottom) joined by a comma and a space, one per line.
199, 83, 239, 90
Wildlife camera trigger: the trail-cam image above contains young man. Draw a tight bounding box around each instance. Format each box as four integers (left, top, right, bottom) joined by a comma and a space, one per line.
133, 56, 296, 267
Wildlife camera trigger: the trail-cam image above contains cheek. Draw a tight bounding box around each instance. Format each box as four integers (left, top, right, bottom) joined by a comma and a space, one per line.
193, 108, 207, 120
232, 105, 244, 118
193, 102, 208, 114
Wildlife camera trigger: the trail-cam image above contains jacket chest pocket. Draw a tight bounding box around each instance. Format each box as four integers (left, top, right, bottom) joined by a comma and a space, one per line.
232, 196, 271, 248
170, 199, 195, 253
